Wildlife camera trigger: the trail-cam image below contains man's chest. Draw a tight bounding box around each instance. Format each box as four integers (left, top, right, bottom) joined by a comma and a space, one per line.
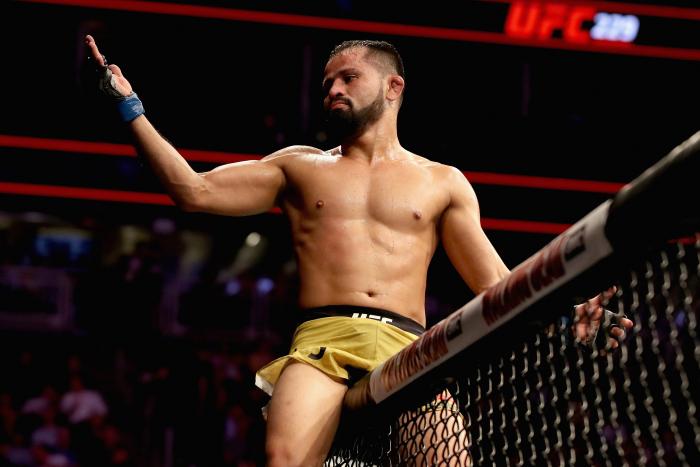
282, 158, 449, 228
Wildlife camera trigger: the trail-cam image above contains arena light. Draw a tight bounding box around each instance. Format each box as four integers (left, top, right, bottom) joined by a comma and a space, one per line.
0, 181, 174, 205
463, 171, 623, 194
480, 217, 569, 234
0, 135, 624, 194
485, 0, 700, 20
0, 134, 256, 164
504, 2, 640, 44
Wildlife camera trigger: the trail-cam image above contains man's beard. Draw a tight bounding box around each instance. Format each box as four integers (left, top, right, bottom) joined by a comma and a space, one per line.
324, 88, 385, 142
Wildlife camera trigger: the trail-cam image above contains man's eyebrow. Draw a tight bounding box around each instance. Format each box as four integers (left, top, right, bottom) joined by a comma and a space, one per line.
322, 68, 362, 86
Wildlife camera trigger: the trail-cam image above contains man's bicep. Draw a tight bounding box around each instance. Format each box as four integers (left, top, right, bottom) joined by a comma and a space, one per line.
440, 170, 509, 294
192, 158, 286, 216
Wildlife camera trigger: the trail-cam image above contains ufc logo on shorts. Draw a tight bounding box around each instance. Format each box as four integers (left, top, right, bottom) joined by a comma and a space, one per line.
351, 312, 393, 324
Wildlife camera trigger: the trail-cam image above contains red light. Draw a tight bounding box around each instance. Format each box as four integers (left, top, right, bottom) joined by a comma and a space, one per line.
566, 6, 596, 44
505, 2, 635, 45
505, 2, 541, 38
506, 2, 596, 42
537, 3, 568, 40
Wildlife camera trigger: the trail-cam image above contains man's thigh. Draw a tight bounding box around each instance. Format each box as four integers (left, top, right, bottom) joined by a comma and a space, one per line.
266, 361, 348, 467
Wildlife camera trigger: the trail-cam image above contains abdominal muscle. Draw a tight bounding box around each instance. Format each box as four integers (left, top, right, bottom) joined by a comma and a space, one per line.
292, 217, 436, 326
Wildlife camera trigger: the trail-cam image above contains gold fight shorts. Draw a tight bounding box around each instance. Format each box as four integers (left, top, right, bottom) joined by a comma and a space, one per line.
255, 305, 425, 396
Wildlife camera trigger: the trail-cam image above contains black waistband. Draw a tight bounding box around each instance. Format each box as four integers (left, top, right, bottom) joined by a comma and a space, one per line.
299, 305, 426, 337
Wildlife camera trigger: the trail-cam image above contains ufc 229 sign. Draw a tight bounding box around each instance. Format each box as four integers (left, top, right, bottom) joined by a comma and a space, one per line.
505, 2, 640, 44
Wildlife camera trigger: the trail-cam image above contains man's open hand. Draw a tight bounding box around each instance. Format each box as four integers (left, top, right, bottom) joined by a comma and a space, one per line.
573, 286, 633, 349
84, 35, 133, 97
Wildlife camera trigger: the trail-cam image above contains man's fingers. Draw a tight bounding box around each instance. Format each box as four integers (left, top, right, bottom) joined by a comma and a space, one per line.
602, 286, 617, 301
620, 317, 633, 330
82, 34, 133, 98
84, 35, 105, 67
610, 326, 625, 339
575, 302, 601, 323
590, 286, 617, 307
605, 322, 628, 349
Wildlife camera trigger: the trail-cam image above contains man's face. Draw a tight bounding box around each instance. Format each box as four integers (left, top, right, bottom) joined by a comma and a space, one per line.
322, 48, 386, 140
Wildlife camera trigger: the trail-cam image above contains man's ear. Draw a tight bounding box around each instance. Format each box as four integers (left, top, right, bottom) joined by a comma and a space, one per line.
387, 75, 405, 102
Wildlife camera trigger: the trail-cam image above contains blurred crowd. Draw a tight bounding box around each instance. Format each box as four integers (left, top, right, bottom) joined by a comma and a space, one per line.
0, 210, 297, 466
0, 336, 278, 467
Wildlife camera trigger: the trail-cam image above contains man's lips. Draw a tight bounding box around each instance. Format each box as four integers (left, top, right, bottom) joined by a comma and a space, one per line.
330, 100, 350, 109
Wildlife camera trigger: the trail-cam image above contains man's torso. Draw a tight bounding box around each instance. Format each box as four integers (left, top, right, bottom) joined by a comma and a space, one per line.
270, 147, 454, 325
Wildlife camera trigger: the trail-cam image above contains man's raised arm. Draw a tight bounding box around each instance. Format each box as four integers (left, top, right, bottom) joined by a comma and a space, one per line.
84, 35, 286, 216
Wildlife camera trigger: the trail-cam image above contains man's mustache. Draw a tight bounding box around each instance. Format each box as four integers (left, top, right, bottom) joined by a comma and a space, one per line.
329, 98, 352, 107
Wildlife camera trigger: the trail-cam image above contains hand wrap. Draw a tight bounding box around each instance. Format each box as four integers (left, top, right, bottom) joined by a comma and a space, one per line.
115, 93, 145, 122
574, 305, 627, 349
86, 53, 145, 122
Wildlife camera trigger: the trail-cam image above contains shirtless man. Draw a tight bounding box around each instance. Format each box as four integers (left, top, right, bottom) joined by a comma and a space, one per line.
84, 36, 632, 466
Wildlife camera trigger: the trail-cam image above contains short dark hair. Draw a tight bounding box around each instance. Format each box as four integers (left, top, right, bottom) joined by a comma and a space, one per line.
329, 40, 405, 79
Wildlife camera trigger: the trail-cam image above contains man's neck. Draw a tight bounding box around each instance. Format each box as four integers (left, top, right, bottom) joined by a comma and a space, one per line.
339, 120, 403, 163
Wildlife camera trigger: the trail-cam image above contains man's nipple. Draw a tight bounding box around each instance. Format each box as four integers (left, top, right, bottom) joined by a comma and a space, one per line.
316, 200, 325, 209
413, 210, 422, 220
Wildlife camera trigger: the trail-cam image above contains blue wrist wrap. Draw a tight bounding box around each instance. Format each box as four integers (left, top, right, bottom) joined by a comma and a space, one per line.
116, 93, 145, 122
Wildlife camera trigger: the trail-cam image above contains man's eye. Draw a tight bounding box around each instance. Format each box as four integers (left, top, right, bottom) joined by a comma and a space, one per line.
344, 75, 357, 83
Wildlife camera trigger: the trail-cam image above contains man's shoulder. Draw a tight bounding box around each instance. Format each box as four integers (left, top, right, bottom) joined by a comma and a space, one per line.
407, 152, 464, 182
406, 153, 475, 206
261, 145, 337, 163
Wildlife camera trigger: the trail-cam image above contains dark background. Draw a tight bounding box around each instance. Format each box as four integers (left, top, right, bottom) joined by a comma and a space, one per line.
0, 1, 698, 465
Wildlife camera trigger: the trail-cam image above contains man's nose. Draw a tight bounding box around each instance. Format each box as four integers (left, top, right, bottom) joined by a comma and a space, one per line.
327, 81, 345, 99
